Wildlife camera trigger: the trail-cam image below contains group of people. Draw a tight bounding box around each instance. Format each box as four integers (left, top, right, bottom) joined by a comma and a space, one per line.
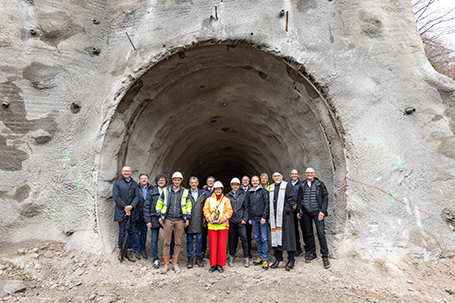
112, 166, 330, 274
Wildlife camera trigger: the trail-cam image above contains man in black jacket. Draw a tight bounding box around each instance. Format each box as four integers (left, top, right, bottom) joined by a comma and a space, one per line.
135, 173, 153, 260
226, 178, 249, 267
247, 176, 270, 269
185, 176, 207, 268
297, 167, 330, 269
113, 166, 139, 262
144, 174, 167, 269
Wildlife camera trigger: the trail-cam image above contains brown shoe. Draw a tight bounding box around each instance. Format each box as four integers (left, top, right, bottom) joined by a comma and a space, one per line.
161, 255, 170, 274
173, 255, 181, 273
125, 249, 136, 262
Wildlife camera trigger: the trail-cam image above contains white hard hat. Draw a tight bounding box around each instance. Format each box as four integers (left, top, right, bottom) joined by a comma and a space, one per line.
171, 172, 183, 180
230, 178, 240, 185
213, 181, 224, 189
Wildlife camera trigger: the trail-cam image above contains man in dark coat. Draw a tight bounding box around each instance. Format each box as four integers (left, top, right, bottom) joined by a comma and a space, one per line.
144, 173, 167, 268
185, 176, 207, 268
240, 175, 253, 259
289, 169, 304, 257
269, 170, 297, 271
226, 178, 249, 267
134, 173, 153, 260
297, 167, 330, 269
113, 165, 139, 262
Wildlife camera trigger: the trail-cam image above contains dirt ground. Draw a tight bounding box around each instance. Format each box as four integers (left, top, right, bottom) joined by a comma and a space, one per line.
1, 241, 455, 303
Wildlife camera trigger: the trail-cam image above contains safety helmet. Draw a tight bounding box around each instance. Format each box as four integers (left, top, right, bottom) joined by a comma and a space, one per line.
230, 178, 240, 185
171, 172, 183, 180
213, 181, 224, 189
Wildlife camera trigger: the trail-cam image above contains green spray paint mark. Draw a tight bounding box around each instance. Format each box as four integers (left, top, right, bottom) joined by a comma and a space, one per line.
385, 190, 400, 207
58, 152, 71, 168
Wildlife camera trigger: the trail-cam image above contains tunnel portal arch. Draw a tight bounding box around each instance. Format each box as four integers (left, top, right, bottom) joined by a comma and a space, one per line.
96, 41, 347, 252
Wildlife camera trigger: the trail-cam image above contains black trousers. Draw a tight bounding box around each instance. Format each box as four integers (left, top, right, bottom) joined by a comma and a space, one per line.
246, 221, 253, 257
302, 211, 329, 257
228, 222, 249, 257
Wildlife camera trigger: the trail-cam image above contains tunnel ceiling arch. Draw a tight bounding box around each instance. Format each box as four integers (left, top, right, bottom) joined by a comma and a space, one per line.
100, 42, 346, 187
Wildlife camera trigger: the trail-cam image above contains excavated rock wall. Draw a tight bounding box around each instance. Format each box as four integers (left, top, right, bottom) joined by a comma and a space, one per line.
0, 0, 454, 261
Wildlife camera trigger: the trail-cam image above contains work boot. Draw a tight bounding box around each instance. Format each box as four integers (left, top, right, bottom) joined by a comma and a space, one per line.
323, 257, 331, 269
244, 257, 249, 267
141, 251, 148, 259
196, 256, 204, 267
228, 256, 235, 267
161, 255, 170, 274
135, 250, 141, 260
125, 249, 137, 262
173, 255, 181, 273
187, 256, 194, 269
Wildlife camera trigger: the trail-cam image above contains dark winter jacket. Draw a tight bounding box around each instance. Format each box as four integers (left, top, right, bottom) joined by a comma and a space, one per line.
186, 188, 207, 234
270, 181, 296, 251
226, 190, 248, 224
298, 177, 329, 216
137, 183, 153, 215
143, 186, 162, 228
113, 177, 139, 222
247, 186, 269, 221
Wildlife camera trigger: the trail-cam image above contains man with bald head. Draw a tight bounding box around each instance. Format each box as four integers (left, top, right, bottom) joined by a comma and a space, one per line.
113, 166, 140, 262
297, 167, 330, 269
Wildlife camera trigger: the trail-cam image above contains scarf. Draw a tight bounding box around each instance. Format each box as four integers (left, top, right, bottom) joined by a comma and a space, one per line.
269, 181, 287, 247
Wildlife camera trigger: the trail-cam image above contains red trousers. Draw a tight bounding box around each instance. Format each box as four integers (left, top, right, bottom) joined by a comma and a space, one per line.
208, 229, 229, 267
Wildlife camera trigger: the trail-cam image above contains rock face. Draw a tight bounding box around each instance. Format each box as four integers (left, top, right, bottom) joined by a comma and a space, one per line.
0, 0, 454, 261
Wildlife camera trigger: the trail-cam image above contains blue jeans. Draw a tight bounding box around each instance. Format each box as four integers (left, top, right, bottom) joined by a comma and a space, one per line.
150, 228, 160, 261
118, 221, 136, 249
134, 216, 147, 252
252, 219, 269, 260
186, 233, 203, 257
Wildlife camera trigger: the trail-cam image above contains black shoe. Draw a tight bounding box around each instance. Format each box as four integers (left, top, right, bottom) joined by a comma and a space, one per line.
270, 260, 281, 268
305, 253, 318, 263
323, 257, 331, 269
187, 257, 194, 269
196, 256, 204, 267
134, 250, 141, 260
217, 265, 224, 273
295, 249, 303, 257
209, 266, 217, 273
285, 261, 295, 271
141, 251, 148, 259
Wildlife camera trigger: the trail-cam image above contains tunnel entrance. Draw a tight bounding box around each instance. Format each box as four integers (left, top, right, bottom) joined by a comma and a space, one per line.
97, 41, 346, 251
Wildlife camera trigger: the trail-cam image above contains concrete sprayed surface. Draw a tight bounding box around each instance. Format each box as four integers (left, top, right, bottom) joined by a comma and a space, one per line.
0, 0, 455, 284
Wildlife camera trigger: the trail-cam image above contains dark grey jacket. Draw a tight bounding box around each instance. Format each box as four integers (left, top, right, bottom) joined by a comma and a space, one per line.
137, 183, 153, 215
185, 188, 207, 235
143, 186, 162, 228
226, 190, 248, 224
113, 177, 139, 222
298, 178, 329, 216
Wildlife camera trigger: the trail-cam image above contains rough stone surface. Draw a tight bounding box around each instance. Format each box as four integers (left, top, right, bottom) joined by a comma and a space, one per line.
2, 280, 26, 295
0, 0, 454, 266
